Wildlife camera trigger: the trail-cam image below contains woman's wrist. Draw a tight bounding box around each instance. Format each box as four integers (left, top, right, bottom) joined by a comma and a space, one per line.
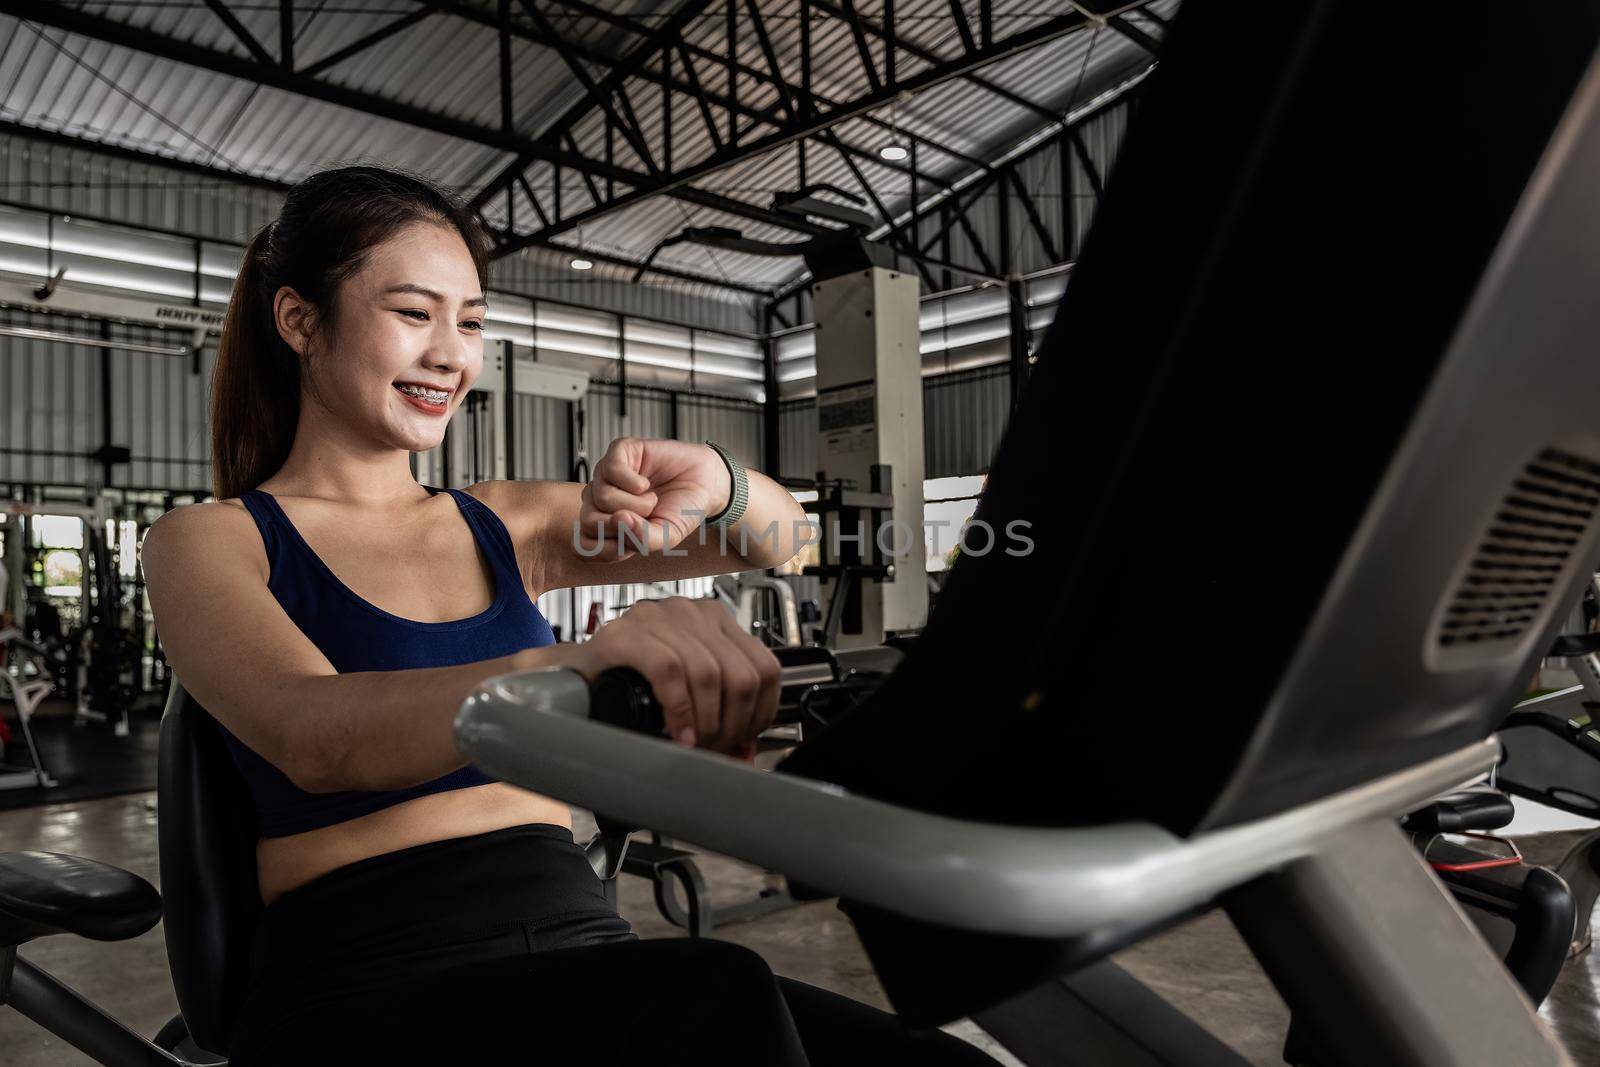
512, 643, 563, 672
517, 641, 596, 681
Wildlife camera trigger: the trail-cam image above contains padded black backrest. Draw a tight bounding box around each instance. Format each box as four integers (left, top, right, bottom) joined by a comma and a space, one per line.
157, 681, 262, 1055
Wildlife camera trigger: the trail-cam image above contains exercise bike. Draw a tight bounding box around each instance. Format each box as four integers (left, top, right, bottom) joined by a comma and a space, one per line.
8, 7, 1600, 1065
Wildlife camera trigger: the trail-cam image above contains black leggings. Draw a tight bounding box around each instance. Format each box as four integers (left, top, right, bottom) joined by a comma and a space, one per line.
228, 823, 997, 1066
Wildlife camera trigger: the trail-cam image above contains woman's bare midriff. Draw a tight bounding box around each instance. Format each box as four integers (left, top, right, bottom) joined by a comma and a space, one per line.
256, 782, 571, 905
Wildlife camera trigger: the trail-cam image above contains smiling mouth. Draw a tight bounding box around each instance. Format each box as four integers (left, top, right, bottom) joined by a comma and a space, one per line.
395, 383, 451, 411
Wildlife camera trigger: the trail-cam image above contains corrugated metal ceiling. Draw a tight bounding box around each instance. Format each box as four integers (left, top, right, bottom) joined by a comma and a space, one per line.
0, 0, 1171, 294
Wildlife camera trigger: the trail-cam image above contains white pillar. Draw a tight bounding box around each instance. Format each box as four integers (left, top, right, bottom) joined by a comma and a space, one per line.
812, 267, 928, 648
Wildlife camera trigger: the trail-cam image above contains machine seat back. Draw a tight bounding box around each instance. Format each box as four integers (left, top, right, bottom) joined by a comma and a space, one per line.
157, 681, 262, 1056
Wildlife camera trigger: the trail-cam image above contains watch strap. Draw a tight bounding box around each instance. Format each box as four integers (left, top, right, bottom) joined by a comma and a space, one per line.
704, 440, 749, 528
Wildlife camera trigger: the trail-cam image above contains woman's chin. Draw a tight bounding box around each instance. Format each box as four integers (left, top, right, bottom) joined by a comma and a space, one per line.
386, 426, 445, 454
380, 412, 448, 453
407, 434, 447, 454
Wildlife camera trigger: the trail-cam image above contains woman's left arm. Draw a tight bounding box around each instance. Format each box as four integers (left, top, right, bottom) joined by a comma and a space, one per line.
474, 436, 810, 594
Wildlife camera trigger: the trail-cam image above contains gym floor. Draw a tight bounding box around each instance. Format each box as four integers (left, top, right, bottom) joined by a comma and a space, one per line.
2, 788, 1598, 1066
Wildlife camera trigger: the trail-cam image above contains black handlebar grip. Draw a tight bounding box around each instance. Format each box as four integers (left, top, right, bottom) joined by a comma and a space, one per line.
590, 667, 667, 736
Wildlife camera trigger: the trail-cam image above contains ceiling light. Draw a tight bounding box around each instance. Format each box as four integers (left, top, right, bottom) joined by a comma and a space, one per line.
571, 258, 594, 271
879, 144, 909, 162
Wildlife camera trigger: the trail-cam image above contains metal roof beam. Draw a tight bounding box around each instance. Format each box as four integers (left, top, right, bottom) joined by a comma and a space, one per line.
497, 10, 1093, 254
277, 0, 293, 70
480, 0, 1081, 247
1107, 13, 1163, 55
766, 81, 1136, 305
745, 0, 800, 119
521, 0, 985, 176
1005, 168, 1061, 265
467, 0, 848, 235
837, 0, 883, 94
0, 118, 281, 194
5, 0, 618, 176
1070, 127, 1106, 199
200, 0, 274, 67
946, 0, 979, 56
7, 0, 828, 244
298, 4, 443, 78
819, 130, 934, 288
469, 0, 726, 211
808, 0, 1061, 124
515, 0, 660, 173
478, 222, 774, 295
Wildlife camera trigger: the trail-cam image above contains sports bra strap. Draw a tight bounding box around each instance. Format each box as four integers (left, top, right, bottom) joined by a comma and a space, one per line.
237, 489, 281, 557
434, 487, 525, 589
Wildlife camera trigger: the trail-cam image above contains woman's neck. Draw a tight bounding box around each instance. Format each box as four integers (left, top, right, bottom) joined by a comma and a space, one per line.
265, 399, 424, 506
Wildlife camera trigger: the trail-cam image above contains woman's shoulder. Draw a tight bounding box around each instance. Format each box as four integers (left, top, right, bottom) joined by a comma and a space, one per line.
141, 498, 267, 586
148, 496, 253, 533
461, 479, 567, 532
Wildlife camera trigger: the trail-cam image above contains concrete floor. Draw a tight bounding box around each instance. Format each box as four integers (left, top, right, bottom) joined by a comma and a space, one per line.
0, 793, 1597, 1066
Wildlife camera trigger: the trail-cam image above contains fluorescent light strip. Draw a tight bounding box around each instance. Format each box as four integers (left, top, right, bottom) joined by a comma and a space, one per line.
485, 304, 537, 328
0, 323, 190, 355
0, 231, 196, 275
535, 316, 620, 340
481, 326, 531, 346
920, 302, 1010, 331
2, 261, 198, 301
627, 324, 694, 349
922, 322, 1011, 353
0, 255, 49, 277
686, 362, 765, 383
539, 339, 621, 361
624, 350, 695, 372
56, 237, 195, 274
693, 336, 761, 359
1027, 278, 1069, 307
775, 335, 816, 361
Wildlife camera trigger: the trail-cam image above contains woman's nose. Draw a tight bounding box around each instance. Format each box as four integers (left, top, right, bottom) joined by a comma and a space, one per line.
428, 349, 466, 372
426, 335, 472, 372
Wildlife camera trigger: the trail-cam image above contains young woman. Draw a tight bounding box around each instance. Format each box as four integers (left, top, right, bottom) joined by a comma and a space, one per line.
140, 165, 994, 1065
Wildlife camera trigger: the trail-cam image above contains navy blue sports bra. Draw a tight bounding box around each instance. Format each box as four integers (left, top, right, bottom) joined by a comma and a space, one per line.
223, 486, 556, 838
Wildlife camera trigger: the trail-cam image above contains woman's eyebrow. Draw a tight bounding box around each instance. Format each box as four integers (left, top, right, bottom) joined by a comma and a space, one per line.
382, 282, 487, 308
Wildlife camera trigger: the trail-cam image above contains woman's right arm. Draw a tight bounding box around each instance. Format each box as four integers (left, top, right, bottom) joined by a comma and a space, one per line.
140, 502, 781, 794
140, 502, 558, 793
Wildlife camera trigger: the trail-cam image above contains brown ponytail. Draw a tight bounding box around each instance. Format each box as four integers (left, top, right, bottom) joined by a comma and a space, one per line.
210, 166, 491, 499
212, 221, 297, 499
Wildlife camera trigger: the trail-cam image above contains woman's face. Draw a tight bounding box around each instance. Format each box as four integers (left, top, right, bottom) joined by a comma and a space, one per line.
275, 221, 487, 453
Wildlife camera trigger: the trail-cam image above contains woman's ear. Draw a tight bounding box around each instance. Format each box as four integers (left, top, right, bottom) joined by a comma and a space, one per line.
273, 285, 316, 358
